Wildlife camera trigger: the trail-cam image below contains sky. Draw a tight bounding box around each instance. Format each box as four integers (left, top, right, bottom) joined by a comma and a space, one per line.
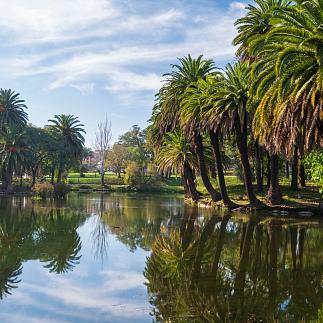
0, 0, 247, 147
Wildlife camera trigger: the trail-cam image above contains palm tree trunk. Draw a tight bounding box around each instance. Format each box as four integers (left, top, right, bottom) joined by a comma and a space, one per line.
183, 160, 200, 201
192, 133, 221, 202
5, 166, 14, 194
234, 115, 259, 206
299, 164, 306, 187
266, 152, 271, 187
255, 140, 263, 193
290, 147, 298, 190
209, 130, 236, 208
50, 166, 55, 184
267, 154, 282, 205
285, 161, 289, 179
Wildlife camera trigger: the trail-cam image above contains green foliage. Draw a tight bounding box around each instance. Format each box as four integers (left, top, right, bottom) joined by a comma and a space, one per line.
54, 182, 71, 199
304, 152, 323, 195
310, 304, 323, 323
124, 162, 160, 190
33, 182, 54, 199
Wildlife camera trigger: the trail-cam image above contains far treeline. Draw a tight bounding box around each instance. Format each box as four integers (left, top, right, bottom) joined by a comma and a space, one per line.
147, 0, 323, 211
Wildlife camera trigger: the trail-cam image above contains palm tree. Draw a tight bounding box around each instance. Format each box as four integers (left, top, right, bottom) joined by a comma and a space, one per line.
47, 114, 85, 182
156, 129, 200, 201
250, 0, 323, 154
207, 62, 260, 206
0, 127, 28, 193
155, 55, 221, 202
0, 89, 28, 130
182, 75, 237, 208
233, 0, 291, 61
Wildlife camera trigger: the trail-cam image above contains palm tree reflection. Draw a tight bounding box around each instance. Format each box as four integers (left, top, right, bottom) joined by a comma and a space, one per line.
145, 213, 323, 322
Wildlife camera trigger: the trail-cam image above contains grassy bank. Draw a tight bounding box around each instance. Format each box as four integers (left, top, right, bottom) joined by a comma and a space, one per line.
65, 172, 321, 209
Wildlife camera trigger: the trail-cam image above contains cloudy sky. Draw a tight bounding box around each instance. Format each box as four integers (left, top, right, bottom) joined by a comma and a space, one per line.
0, 0, 247, 146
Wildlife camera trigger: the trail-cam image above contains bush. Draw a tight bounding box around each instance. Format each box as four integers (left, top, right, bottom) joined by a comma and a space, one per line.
125, 162, 161, 190
54, 182, 71, 199
33, 183, 54, 199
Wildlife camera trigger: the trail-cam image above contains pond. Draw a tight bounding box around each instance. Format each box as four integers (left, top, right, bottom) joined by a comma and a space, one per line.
0, 193, 322, 322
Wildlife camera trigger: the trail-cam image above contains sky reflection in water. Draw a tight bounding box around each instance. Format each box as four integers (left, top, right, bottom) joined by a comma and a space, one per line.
0, 193, 322, 322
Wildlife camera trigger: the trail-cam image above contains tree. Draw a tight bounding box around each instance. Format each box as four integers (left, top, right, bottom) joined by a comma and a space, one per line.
208, 62, 261, 206
155, 129, 200, 201
154, 55, 221, 202
47, 115, 85, 183
24, 126, 57, 186
94, 118, 112, 186
0, 89, 28, 130
0, 126, 28, 193
106, 144, 129, 178
182, 75, 237, 208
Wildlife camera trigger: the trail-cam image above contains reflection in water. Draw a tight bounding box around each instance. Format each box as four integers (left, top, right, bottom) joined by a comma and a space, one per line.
0, 197, 86, 298
145, 208, 323, 322
0, 194, 322, 322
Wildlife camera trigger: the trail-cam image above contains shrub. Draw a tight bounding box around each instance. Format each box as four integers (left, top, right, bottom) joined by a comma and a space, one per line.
33, 183, 54, 199
125, 162, 161, 191
54, 182, 71, 199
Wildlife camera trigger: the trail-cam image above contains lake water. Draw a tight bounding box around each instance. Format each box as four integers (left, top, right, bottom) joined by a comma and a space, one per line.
0, 193, 322, 322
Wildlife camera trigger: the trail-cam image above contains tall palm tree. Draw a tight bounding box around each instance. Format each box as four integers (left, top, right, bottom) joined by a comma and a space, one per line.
156, 129, 200, 201
155, 55, 221, 202
0, 89, 28, 130
47, 114, 85, 182
181, 75, 237, 208
207, 62, 260, 206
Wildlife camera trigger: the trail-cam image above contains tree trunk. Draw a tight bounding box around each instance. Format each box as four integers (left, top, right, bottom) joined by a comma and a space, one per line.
57, 160, 64, 183
255, 140, 263, 193
193, 133, 221, 202
209, 130, 236, 208
183, 160, 200, 202
5, 167, 14, 194
101, 172, 105, 186
234, 115, 259, 206
51, 167, 55, 184
266, 152, 271, 187
299, 164, 306, 187
285, 161, 289, 179
267, 154, 282, 205
290, 147, 298, 190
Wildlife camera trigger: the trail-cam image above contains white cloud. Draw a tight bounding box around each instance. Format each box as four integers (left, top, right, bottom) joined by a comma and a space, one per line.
0, 0, 241, 96
229, 2, 247, 12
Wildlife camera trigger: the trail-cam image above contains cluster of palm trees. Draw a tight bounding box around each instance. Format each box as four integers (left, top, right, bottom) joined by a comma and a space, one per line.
149, 0, 323, 208
0, 89, 85, 193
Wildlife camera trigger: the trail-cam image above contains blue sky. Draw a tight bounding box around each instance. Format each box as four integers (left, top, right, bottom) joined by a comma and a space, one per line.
0, 0, 247, 146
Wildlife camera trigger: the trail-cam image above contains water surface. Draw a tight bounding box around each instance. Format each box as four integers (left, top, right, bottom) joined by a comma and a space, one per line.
0, 193, 322, 322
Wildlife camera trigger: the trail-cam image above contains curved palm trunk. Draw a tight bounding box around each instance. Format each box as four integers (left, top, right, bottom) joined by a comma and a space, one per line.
234, 115, 259, 206
209, 130, 236, 208
267, 154, 282, 205
183, 160, 200, 201
192, 133, 221, 202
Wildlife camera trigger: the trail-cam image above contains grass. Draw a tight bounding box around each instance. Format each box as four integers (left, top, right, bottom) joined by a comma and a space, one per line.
196, 175, 321, 208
